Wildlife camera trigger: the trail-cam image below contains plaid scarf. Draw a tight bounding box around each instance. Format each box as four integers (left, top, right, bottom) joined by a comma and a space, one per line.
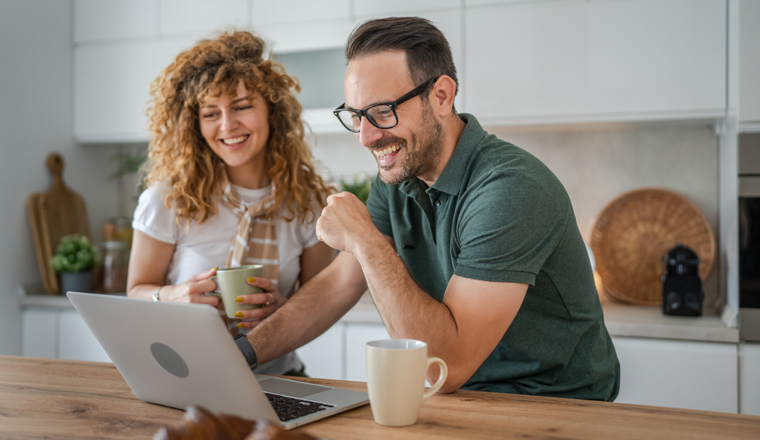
217, 168, 279, 286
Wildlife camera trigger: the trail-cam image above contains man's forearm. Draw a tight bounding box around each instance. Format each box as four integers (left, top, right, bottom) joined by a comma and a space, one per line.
356, 233, 459, 360
246, 253, 366, 364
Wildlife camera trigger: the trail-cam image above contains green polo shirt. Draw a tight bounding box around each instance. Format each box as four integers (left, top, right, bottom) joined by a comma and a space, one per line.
366, 114, 619, 401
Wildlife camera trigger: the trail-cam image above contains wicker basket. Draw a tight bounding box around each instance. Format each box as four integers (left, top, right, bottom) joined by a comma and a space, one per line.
590, 188, 715, 305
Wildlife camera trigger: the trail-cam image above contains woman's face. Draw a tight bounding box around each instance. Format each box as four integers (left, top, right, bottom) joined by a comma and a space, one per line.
199, 79, 270, 173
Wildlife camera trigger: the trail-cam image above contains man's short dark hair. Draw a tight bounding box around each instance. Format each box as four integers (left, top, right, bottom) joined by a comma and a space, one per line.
345, 17, 458, 98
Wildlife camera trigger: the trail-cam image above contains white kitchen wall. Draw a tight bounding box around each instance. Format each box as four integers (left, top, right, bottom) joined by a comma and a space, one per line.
0, 0, 119, 355
308, 122, 721, 306
308, 131, 377, 181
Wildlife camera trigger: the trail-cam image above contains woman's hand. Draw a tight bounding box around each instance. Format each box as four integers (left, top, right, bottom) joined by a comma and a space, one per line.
233, 276, 281, 329
158, 267, 219, 306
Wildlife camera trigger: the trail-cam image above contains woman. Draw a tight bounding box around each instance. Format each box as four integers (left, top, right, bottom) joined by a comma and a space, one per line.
127, 31, 335, 376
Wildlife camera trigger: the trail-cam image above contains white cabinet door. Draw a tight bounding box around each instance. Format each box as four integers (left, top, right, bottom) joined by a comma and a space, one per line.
612, 337, 738, 413
296, 323, 345, 380
253, 0, 350, 26
739, 0, 760, 124
58, 309, 111, 363
75, 0, 158, 43
74, 37, 195, 142
740, 342, 760, 416
255, 19, 355, 54
354, 0, 460, 16
22, 309, 57, 359
345, 323, 390, 382
160, 0, 250, 37
466, 0, 726, 125
252, 0, 352, 53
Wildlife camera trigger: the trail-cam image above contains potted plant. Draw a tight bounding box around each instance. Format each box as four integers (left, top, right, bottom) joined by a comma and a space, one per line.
340, 174, 372, 205
51, 234, 99, 294
110, 148, 148, 217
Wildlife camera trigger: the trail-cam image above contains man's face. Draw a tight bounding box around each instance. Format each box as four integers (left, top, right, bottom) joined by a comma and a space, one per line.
344, 51, 444, 185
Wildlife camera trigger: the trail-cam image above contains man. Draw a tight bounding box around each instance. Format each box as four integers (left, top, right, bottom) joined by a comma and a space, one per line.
237, 17, 620, 400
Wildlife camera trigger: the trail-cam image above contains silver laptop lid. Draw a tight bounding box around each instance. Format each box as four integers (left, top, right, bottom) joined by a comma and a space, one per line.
67, 292, 279, 423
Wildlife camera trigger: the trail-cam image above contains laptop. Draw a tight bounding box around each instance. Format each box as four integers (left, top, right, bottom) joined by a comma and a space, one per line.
67, 292, 368, 429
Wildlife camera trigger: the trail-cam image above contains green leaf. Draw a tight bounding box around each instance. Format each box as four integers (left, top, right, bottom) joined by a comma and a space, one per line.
340, 175, 372, 205
50, 234, 99, 273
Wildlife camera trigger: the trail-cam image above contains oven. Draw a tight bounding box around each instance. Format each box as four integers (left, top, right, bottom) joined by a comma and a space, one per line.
739, 132, 760, 341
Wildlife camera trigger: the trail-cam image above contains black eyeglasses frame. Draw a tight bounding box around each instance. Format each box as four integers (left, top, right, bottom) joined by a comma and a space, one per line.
333, 76, 440, 133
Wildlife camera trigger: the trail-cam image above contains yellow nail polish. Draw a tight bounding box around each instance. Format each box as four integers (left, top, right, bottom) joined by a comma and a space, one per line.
235, 297, 244, 303
212, 267, 218, 271
237, 323, 245, 328
235, 312, 244, 318
247, 277, 256, 283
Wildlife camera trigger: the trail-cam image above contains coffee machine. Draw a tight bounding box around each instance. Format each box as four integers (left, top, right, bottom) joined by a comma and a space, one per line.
662, 245, 703, 316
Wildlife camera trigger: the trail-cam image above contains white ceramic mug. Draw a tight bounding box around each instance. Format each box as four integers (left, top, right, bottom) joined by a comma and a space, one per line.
365, 339, 448, 427
208, 265, 264, 319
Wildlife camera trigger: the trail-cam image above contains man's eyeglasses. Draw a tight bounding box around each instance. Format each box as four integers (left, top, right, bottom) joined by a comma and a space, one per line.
333, 77, 440, 133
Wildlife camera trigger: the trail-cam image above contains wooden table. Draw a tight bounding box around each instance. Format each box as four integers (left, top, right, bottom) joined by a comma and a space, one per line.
1, 356, 758, 439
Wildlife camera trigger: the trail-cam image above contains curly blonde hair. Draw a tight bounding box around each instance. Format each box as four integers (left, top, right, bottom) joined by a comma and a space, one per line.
145, 30, 333, 225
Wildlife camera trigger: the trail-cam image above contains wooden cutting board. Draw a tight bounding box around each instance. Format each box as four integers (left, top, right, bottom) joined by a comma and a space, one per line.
30, 153, 91, 294
26, 194, 55, 293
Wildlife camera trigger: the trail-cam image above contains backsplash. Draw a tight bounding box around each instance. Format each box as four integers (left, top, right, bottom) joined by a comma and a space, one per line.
119, 123, 720, 307
309, 122, 720, 306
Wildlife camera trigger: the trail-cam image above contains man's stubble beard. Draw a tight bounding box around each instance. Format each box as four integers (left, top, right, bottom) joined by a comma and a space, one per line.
377, 101, 445, 186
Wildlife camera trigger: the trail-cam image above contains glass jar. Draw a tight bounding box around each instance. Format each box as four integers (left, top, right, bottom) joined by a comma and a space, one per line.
102, 241, 129, 293
112, 217, 134, 250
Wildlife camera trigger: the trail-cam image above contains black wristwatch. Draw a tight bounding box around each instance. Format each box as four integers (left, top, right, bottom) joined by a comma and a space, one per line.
234, 333, 258, 370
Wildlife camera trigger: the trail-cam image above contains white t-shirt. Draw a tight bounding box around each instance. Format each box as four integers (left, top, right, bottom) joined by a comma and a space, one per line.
132, 181, 322, 374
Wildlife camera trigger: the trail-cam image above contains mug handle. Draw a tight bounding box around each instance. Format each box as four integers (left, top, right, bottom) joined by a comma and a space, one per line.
422, 357, 448, 401
207, 275, 221, 296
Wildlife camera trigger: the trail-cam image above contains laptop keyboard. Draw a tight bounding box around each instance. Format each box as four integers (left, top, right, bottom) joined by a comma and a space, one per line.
264, 393, 335, 422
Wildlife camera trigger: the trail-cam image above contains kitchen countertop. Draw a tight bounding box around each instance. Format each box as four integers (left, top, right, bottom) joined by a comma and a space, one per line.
20, 283, 740, 344
6, 355, 759, 440
599, 294, 739, 343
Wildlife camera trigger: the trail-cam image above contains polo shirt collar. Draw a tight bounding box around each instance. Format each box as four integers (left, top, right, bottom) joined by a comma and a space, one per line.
398, 113, 486, 197
430, 113, 486, 196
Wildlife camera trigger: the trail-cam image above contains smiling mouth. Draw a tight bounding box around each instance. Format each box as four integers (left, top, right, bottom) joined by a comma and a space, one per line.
373, 144, 401, 160
221, 135, 249, 146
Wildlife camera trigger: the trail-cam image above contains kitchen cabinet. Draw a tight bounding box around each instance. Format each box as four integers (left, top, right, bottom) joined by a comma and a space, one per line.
22, 309, 57, 359
273, 7, 465, 133
295, 323, 345, 381
58, 309, 110, 362
73, 0, 356, 141
252, 0, 354, 54
296, 321, 390, 382
72, 0, 736, 141
465, 0, 531, 6
22, 307, 110, 363
160, 0, 250, 37
345, 323, 391, 382
738, 0, 760, 126
253, 19, 355, 55
275, 48, 348, 133
354, 0, 460, 16
466, 0, 726, 126
612, 336, 738, 413
252, 0, 350, 26
74, 37, 194, 143
74, 0, 158, 43
739, 343, 760, 416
